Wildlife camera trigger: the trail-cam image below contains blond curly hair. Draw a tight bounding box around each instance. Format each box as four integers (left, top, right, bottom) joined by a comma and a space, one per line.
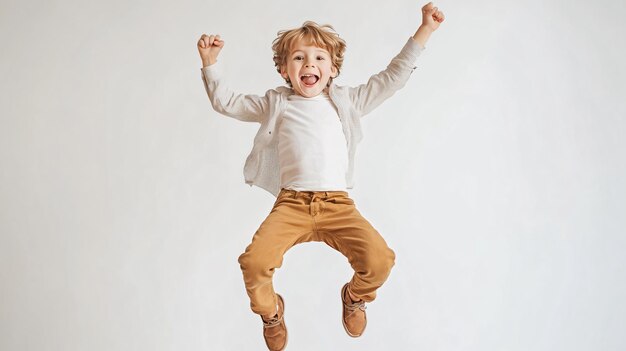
272, 21, 347, 86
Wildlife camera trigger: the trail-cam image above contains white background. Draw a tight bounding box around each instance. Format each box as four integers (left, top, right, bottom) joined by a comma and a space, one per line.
1, 0, 625, 350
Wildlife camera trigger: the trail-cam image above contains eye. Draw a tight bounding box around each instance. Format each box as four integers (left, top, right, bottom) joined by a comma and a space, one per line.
293, 56, 304, 61
316, 56, 326, 60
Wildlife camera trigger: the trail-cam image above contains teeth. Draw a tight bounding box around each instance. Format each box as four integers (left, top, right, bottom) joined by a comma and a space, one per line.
301, 73, 320, 86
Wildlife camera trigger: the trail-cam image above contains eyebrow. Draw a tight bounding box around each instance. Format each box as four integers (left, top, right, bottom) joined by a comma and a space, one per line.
291, 49, 329, 55
292, 47, 328, 53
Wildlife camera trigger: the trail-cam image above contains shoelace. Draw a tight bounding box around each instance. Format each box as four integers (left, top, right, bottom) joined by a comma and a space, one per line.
344, 299, 367, 313
263, 315, 283, 328
262, 302, 283, 329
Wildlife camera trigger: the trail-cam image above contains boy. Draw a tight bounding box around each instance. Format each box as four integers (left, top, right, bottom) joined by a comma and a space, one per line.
197, 3, 444, 350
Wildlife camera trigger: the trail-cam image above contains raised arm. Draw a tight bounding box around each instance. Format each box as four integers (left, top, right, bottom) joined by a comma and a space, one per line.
348, 2, 445, 117
197, 34, 268, 123
198, 33, 224, 67
412, 2, 445, 48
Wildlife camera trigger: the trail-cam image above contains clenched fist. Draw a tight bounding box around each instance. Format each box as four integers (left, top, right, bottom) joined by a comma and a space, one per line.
197, 34, 224, 67
421, 2, 445, 31
412, 2, 445, 47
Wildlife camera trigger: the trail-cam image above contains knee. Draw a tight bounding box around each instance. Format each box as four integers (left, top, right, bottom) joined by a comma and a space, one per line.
238, 249, 275, 277
238, 251, 256, 272
363, 248, 395, 278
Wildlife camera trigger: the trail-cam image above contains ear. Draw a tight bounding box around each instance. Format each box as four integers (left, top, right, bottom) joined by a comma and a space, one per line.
280, 66, 288, 79
331, 65, 338, 78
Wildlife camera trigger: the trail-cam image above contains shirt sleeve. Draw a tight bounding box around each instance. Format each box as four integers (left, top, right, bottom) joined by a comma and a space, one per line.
348, 38, 425, 117
200, 62, 269, 123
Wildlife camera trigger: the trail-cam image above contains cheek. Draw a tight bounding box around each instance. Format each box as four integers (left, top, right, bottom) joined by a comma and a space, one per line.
330, 63, 338, 75
288, 63, 299, 75
288, 68, 298, 80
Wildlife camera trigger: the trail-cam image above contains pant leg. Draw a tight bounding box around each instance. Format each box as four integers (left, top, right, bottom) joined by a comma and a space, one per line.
316, 194, 396, 302
237, 189, 316, 318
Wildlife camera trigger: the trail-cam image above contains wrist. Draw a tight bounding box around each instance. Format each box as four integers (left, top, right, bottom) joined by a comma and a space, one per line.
412, 25, 433, 48
417, 24, 434, 34
202, 57, 217, 67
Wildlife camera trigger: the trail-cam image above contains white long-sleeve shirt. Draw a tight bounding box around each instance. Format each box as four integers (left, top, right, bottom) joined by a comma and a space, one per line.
278, 92, 348, 191
200, 38, 424, 197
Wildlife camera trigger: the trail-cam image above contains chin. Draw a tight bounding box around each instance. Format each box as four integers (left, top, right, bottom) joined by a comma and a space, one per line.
300, 90, 320, 97
295, 82, 329, 97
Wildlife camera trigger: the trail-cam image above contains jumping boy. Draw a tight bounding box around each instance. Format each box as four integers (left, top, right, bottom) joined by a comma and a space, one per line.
197, 3, 444, 350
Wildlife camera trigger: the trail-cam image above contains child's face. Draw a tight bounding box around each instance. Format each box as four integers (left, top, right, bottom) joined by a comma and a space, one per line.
281, 42, 337, 97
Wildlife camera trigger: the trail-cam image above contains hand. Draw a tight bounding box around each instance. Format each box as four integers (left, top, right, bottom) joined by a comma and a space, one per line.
421, 2, 445, 32
197, 34, 224, 66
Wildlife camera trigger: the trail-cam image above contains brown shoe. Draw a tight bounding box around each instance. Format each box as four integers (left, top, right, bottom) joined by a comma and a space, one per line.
341, 283, 367, 337
261, 294, 288, 351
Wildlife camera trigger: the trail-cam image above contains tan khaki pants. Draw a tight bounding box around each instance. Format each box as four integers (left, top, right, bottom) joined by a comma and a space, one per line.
238, 188, 396, 318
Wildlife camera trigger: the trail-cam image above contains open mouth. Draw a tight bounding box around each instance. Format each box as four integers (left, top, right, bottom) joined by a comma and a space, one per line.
300, 74, 320, 87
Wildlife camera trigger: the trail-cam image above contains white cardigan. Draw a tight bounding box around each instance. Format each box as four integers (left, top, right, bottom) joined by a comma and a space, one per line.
200, 38, 424, 197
